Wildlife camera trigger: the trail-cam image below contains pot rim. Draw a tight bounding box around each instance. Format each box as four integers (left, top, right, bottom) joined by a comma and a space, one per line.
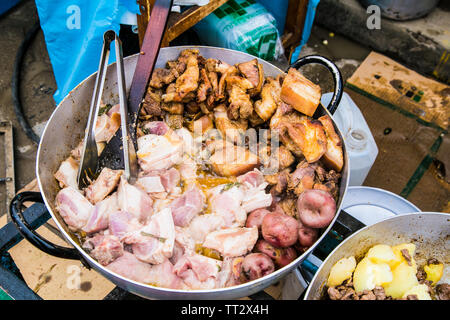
303, 211, 449, 300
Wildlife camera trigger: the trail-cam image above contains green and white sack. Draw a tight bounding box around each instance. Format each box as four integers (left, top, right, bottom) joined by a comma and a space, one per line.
193, 0, 284, 61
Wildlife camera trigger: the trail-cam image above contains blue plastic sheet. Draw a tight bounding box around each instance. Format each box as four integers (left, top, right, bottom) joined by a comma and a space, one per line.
35, 0, 139, 104
290, 0, 320, 64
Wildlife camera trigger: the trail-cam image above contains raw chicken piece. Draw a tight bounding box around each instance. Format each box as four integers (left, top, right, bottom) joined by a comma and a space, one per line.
55, 186, 94, 231
95, 112, 120, 143
54, 156, 79, 190
136, 175, 165, 194
209, 184, 246, 228
124, 208, 175, 264
85, 167, 122, 204
82, 193, 119, 234
202, 227, 258, 257
170, 185, 205, 227
187, 214, 226, 243
137, 133, 183, 172
173, 253, 222, 289
108, 210, 143, 240
117, 176, 153, 223
160, 167, 181, 192
82, 234, 123, 266
107, 252, 183, 289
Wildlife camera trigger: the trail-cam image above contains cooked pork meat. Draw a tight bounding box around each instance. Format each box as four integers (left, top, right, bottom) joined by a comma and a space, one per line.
214, 104, 248, 143
55, 187, 93, 231
169, 185, 205, 227
54, 156, 79, 190
319, 115, 344, 172
202, 227, 258, 257
85, 167, 122, 204
210, 143, 259, 177
237, 59, 263, 96
149, 68, 176, 89
82, 193, 119, 234
83, 234, 123, 266
142, 87, 163, 116
117, 176, 153, 223
254, 76, 281, 121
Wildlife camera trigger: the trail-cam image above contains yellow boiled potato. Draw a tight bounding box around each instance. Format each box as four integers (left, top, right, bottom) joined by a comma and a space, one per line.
402, 284, 432, 300
424, 263, 444, 285
353, 257, 393, 293
367, 244, 401, 267
327, 256, 357, 287
383, 261, 418, 299
392, 243, 417, 268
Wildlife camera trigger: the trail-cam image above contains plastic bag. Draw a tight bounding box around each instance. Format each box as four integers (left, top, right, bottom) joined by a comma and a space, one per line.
193, 0, 284, 61
35, 0, 139, 104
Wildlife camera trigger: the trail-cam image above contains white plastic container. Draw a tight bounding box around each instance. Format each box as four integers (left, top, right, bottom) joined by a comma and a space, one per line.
321, 92, 378, 186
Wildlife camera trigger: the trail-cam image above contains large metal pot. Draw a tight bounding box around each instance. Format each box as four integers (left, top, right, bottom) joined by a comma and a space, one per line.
304, 212, 450, 300
10, 46, 348, 299
359, 0, 440, 21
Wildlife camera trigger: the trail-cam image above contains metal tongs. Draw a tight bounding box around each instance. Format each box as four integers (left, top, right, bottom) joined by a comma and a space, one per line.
77, 30, 138, 189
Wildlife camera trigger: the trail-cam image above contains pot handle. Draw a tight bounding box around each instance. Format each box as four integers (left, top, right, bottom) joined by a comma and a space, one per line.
9, 191, 82, 260
288, 55, 343, 115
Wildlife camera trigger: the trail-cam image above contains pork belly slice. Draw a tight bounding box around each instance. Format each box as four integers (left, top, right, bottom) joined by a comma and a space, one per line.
160, 167, 181, 192
124, 208, 175, 265
117, 176, 153, 223
237, 169, 265, 188
108, 210, 143, 240
178, 155, 197, 182
106, 251, 182, 288
241, 185, 272, 213
137, 133, 183, 172
94, 112, 120, 143
55, 186, 94, 231
209, 185, 246, 228
82, 193, 119, 234
169, 185, 205, 227
54, 156, 79, 190
209, 144, 259, 177
83, 234, 123, 266
136, 175, 165, 194
173, 253, 222, 289
187, 214, 226, 244
280, 67, 321, 117
85, 167, 122, 204
202, 227, 258, 257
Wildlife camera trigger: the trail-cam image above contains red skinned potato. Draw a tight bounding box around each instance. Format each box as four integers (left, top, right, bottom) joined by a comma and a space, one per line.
245, 208, 270, 231
297, 189, 336, 228
241, 253, 275, 281
255, 239, 297, 268
298, 223, 318, 247
261, 211, 299, 248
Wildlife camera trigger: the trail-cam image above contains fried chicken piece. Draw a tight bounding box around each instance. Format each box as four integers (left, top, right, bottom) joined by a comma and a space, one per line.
237, 59, 264, 96
161, 102, 184, 115
254, 77, 281, 121
288, 160, 316, 195
149, 68, 176, 89
318, 115, 344, 172
197, 68, 212, 103
270, 108, 327, 162
214, 104, 248, 143
142, 87, 163, 116
227, 85, 253, 120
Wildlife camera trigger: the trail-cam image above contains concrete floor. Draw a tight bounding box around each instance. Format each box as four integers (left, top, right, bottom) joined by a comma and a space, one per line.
0, 1, 56, 216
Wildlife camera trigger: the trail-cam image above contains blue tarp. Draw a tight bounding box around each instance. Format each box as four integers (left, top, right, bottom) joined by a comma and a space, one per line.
35, 0, 139, 104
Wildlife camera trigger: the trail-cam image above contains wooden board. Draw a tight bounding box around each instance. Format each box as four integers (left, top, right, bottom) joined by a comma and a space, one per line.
347, 52, 450, 130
